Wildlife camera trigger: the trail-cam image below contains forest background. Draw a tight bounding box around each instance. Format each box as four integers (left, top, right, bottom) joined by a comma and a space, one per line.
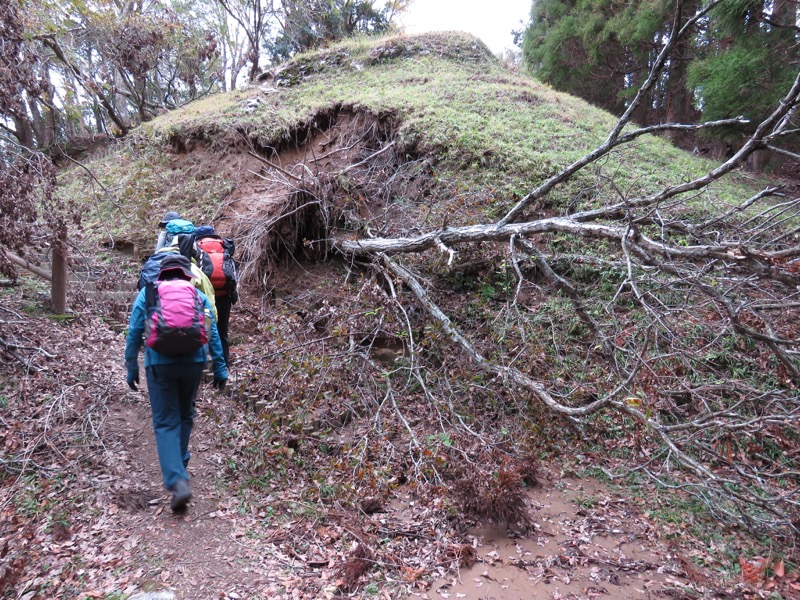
4, 0, 799, 168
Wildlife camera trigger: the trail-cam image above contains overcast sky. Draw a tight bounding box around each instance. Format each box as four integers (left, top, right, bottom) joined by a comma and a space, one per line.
396, 0, 532, 54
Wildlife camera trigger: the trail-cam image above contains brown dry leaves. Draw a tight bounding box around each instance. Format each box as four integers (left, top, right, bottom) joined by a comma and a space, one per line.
0, 291, 135, 597
739, 556, 800, 595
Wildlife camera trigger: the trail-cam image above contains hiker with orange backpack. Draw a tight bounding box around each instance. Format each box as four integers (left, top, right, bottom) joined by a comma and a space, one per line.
125, 254, 227, 511
194, 225, 238, 366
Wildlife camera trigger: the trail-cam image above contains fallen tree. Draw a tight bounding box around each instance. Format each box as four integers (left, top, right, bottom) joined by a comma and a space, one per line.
236, 0, 800, 538
349, 4, 800, 535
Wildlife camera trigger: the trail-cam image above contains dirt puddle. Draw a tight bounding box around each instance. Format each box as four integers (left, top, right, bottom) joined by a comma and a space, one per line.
406, 479, 688, 599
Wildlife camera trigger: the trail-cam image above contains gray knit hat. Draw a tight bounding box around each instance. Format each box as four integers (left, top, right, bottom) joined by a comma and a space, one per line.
159, 211, 181, 228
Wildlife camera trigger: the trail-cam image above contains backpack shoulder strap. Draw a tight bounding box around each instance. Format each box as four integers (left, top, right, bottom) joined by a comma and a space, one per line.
144, 281, 159, 313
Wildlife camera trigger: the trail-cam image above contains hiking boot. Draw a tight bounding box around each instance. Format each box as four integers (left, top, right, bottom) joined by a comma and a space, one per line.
170, 479, 192, 511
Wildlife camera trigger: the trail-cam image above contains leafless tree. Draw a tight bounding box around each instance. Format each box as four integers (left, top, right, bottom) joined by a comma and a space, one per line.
216, 0, 279, 82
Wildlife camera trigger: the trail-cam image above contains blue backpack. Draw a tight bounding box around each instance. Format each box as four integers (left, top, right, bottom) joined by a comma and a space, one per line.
138, 249, 180, 291
137, 232, 198, 289
160, 219, 196, 250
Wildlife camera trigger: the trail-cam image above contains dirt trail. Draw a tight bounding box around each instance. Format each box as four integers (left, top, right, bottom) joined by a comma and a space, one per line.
100, 385, 694, 600
415, 479, 686, 599
0, 290, 755, 600
103, 392, 266, 597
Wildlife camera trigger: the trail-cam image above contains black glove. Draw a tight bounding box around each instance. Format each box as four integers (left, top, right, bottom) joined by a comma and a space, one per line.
127, 368, 139, 391
213, 377, 227, 392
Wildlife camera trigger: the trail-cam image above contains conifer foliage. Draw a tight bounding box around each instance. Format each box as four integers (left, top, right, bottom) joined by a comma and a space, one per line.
522, 0, 800, 167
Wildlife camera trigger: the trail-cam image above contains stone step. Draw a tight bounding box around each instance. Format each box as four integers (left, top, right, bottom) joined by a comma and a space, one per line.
85, 290, 138, 301
71, 280, 138, 292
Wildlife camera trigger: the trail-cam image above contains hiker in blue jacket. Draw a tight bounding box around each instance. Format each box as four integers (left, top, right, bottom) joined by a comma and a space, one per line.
124, 254, 228, 511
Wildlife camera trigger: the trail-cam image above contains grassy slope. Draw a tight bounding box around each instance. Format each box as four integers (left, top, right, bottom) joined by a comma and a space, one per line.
62, 31, 762, 245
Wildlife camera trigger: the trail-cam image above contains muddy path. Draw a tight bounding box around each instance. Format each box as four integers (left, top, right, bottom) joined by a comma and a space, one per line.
0, 265, 747, 600
101, 385, 694, 599
0, 290, 737, 600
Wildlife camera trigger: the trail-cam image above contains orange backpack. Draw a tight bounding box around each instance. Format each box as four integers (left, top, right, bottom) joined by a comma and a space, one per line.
197, 235, 238, 301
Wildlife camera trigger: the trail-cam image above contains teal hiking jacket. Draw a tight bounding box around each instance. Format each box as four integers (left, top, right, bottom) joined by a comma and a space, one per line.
124, 285, 228, 380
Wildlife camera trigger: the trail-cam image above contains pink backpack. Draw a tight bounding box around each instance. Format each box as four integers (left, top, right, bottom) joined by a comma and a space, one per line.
144, 280, 208, 355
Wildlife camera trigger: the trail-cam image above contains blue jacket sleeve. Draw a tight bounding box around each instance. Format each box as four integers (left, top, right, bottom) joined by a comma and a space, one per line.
124, 289, 147, 369
200, 291, 228, 380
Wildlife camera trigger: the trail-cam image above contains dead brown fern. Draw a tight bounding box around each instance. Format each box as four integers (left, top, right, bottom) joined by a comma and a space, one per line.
336, 542, 374, 592
451, 460, 533, 529
518, 452, 541, 488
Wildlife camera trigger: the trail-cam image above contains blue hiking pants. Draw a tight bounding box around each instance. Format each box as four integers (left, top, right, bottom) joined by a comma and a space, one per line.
216, 294, 233, 366
145, 362, 204, 490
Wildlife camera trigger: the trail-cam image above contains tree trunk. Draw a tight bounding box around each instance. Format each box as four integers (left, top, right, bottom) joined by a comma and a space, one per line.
51, 228, 67, 314
92, 101, 105, 134
27, 97, 47, 148
248, 49, 262, 83
47, 84, 59, 147
221, 40, 230, 92
31, 84, 58, 148
12, 114, 35, 149
664, 0, 698, 142
113, 67, 130, 126
628, 64, 650, 126
772, 0, 793, 26
65, 72, 88, 138
134, 74, 148, 122
746, 149, 768, 172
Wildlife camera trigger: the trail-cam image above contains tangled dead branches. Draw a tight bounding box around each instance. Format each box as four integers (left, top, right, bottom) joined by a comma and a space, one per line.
230, 107, 430, 287
311, 5, 800, 538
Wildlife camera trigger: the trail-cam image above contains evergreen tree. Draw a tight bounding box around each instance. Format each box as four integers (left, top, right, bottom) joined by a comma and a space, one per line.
521, 0, 800, 165
522, 0, 677, 121
688, 0, 798, 138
